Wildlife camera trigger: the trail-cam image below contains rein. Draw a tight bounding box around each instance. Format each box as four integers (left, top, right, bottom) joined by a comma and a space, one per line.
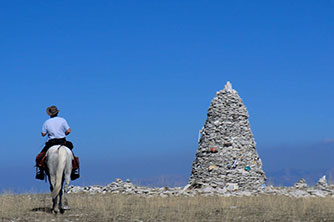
57, 144, 63, 151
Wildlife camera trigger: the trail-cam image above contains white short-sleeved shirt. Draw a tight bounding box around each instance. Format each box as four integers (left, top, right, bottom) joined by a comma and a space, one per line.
42, 117, 70, 140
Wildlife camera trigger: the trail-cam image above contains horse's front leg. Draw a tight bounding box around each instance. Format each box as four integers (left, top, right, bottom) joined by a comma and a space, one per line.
52, 196, 58, 214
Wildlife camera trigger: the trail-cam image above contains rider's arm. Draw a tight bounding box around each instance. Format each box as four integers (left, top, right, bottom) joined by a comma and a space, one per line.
63, 119, 71, 135
41, 122, 47, 137
65, 128, 71, 135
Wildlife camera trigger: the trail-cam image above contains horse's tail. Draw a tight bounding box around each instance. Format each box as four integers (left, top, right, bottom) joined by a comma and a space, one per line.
51, 146, 67, 199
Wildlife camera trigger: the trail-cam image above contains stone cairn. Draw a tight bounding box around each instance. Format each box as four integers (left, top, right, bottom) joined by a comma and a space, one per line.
68, 82, 334, 198
188, 81, 266, 191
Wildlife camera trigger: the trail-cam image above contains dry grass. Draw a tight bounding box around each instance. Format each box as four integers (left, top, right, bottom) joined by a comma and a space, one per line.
1, 193, 334, 222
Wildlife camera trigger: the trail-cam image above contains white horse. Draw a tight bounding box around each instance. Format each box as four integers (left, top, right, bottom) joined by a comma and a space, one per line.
46, 145, 73, 214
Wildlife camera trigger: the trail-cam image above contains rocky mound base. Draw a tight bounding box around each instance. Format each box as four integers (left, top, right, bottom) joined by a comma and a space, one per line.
68, 176, 334, 198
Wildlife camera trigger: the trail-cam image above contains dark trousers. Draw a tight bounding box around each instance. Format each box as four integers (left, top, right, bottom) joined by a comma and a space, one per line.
41, 138, 74, 153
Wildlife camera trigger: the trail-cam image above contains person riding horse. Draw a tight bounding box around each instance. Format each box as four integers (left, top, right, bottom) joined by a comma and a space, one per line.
35, 105, 80, 180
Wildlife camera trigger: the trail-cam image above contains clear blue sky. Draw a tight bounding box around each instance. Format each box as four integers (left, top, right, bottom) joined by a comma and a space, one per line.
1, 1, 334, 192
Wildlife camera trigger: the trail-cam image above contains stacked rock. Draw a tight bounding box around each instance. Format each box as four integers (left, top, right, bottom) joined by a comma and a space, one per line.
188, 81, 266, 191
294, 179, 308, 189
316, 176, 329, 190
68, 176, 334, 198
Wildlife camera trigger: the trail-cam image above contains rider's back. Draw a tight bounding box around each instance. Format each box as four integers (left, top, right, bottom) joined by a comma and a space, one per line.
42, 117, 69, 140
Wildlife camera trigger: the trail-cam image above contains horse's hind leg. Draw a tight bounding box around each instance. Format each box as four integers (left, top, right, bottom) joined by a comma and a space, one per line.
49, 177, 59, 213
59, 188, 65, 214
62, 168, 72, 210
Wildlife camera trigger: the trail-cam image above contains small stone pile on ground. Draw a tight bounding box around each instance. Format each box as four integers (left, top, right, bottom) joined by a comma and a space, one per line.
68, 176, 334, 198
188, 81, 265, 191
68, 179, 183, 197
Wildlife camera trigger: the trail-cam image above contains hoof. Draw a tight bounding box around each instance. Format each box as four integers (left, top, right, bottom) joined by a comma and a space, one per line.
60, 208, 65, 214
51, 209, 58, 214
62, 205, 71, 210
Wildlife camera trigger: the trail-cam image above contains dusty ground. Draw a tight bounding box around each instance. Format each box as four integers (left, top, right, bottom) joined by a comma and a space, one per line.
1, 192, 334, 222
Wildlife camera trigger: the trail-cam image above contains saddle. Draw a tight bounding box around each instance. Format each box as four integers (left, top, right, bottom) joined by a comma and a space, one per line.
35, 152, 47, 169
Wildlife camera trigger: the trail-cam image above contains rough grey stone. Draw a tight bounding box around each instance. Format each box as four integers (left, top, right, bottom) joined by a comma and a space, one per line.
68, 174, 334, 198
294, 179, 308, 189
188, 81, 266, 191
316, 175, 328, 189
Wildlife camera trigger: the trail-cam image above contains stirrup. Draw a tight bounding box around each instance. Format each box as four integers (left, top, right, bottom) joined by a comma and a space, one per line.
35, 169, 45, 180
71, 169, 80, 180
